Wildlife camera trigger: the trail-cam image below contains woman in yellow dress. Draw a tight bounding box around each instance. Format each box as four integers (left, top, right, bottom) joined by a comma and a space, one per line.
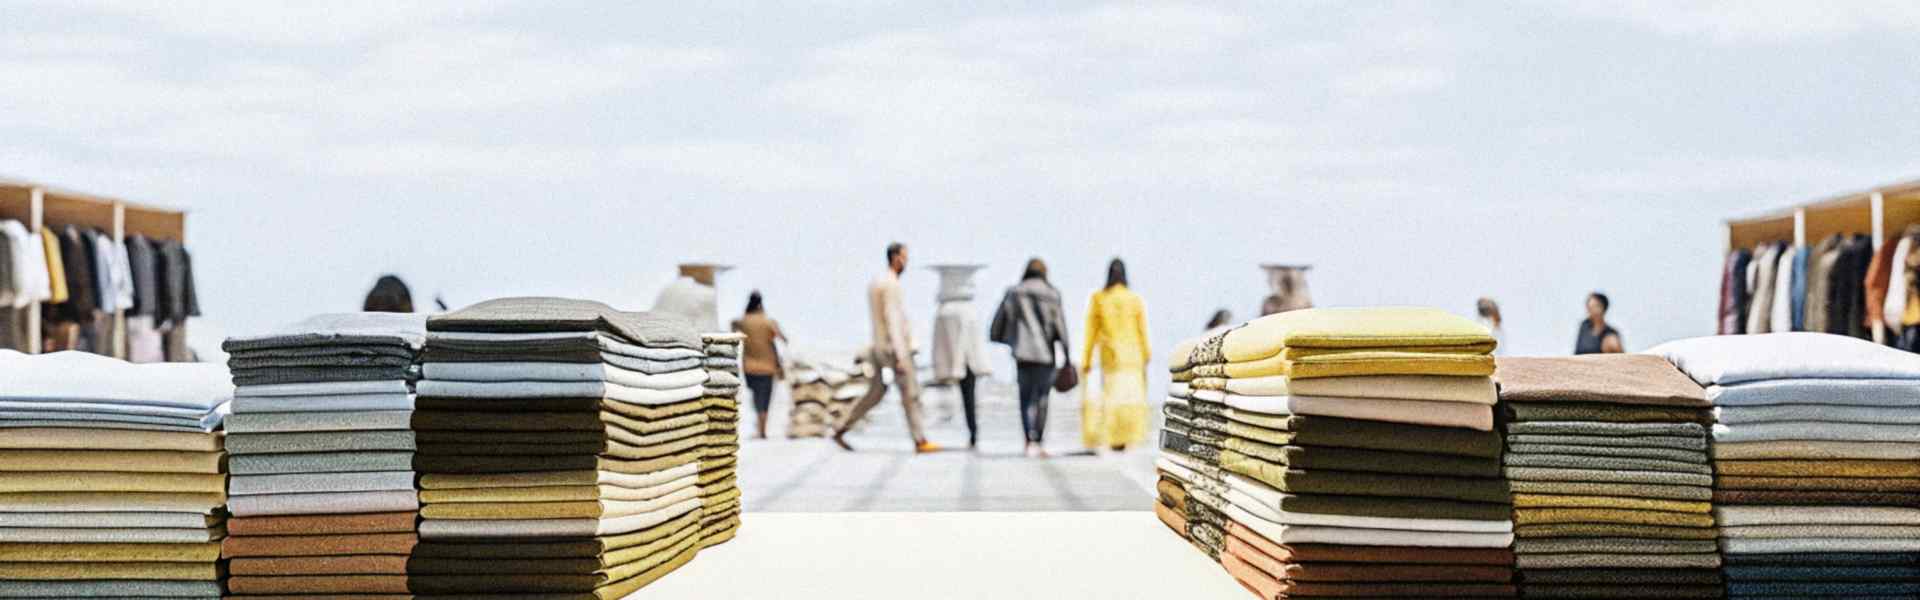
1081, 258, 1150, 451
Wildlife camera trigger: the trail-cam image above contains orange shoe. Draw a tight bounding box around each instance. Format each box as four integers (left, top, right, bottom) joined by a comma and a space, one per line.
914, 441, 943, 454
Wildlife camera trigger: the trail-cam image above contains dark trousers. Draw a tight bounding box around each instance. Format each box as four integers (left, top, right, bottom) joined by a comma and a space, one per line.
1016, 362, 1053, 443
746, 374, 775, 414
958, 368, 979, 445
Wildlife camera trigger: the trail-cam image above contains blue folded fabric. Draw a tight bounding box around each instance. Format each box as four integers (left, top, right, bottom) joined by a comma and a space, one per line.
1728, 582, 1920, 595
1724, 565, 1920, 581
1709, 378, 1920, 407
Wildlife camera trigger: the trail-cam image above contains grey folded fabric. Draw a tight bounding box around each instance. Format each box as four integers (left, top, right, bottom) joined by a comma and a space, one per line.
235, 380, 410, 397
0, 400, 210, 419
0, 580, 222, 597
1508, 421, 1706, 437
424, 331, 706, 363
230, 471, 416, 496
229, 366, 413, 386
223, 312, 428, 352
225, 344, 416, 361
227, 490, 420, 517
1708, 378, 1920, 407
1516, 553, 1721, 569
227, 354, 415, 370
1504, 454, 1712, 474
704, 356, 740, 370
1504, 467, 1713, 487
226, 411, 413, 433
1718, 403, 1920, 425
1507, 434, 1707, 451
0, 419, 217, 433
229, 451, 413, 475
0, 525, 225, 543
1723, 524, 1920, 539
1507, 480, 1712, 501
0, 410, 216, 430
1716, 421, 1920, 443
231, 393, 414, 414
412, 380, 703, 405
420, 362, 707, 389
226, 430, 415, 455
1723, 565, 1920, 581
1508, 444, 1707, 464
0, 511, 217, 528
426, 297, 700, 349
1519, 569, 1722, 585
1516, 537, 1719, 554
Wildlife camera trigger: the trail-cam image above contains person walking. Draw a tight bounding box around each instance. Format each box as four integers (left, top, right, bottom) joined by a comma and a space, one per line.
1574, 292, 1623, 354
1476, 297, 1506, 355
732, 290, 787, 440
363, 275, 413, 313
929, 265, 992, 450
991, 258, 1073, 458
1080, 258, 1150, 452
831, 243, 938, 454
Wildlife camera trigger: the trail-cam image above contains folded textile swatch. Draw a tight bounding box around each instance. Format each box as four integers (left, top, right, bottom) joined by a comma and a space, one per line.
1494, 354, 1710, 407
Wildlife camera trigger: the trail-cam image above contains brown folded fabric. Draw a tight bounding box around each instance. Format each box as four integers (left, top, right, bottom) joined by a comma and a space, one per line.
1157, 478, 1187, 511
0, 561, 217, 580
411, 510, 699, 559
414, 451, 698, 475
0, 450, 225, 474
1514, 523, 1719, 539
1505, 402, 1713, 425
421, 499, 656, 520
1514, 508, 1716, 528
1715, 489, 1920, 507
1511, 494, 1711, 514
230, 555, 409, 575
1227, 536, 1511, 583
1156, 501, 1189, 539
1494, 355, 1708, 407
1224, 415, 1504, 458
1719, 476, 1920, 492
411, 517, 698, 574
1221, 450, 1510, 504
0, 472, 225, 494
1226, 522, 1514, 565
1224, 437, 1504, 478
1716, 459, 1920, 478
223, 533, 418, 558
1223, 550, 1516, 599
227, 511, 417, 536
0, 427, 221, 452
0, 542, 220, 562
228, 575, 409, 594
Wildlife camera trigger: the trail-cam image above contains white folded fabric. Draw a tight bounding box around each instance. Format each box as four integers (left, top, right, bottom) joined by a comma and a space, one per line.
1226, 477, 1510, 533
232, 393, 414, 414
1223, 374, 1497, 405
229, 471, 417, 496
420, 463, 700, 490
1157, 458, 1198, 484
237, 380, 410, 397
1222, 393, 1492, 430
1707, 379, 1920, 407
421, 362, 708, 390
1225, 504, 1514, 548
413, 380, 704, 405
1716, 506, 1920, 527
420, 497, 701, 539
0, 351, 231, 410
1721, 525, 1920, 539
1168, 382, 1192, 399
1650, 332, 1920, 385
0, 525, 225, 543
0, 512, 214, 528
0, 400, 212, 419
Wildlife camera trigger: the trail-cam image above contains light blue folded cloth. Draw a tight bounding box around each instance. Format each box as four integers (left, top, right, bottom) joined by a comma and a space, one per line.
1708, 378, 1920, 407
1718, 403, 1920, 424
1715, 421, 1920, 443
1651, 332, 1920, 385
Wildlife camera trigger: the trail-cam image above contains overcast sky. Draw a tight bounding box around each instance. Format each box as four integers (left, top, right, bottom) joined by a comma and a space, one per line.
4, 2, 1919, 372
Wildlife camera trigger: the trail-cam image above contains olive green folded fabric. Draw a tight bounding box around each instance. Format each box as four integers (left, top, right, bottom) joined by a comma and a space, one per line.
1714, 440, 1920, 460
0, 472, 225, 494
419, 433, 701, 461
0, 427, 221, 452
1224, 416, 1502, 458
1505, 454, 1712, 475
1221, 450, 1510, 503
407, 524, 698, 593
1719, 476, 1920, 492
1222, 437, 1501, 478
1513, 508, 1716, 528
0, 450, 224, 474
411, 510, 698, 559
0, 542, 220, 562
1505, 402, 1713, 424
419, 464, 697, 490
1511, 494, 1711, 513
1515, 553, 1721, 569
421, 482, 692, 504
230, 555, 409, 575
1507, 480, 1711, 501
1716, 459, 1920, 478
1508, 444, 1706, 464
227, 575, 409, 594
1514, 523, 1719, 539
1506, 434, 1707, 451
227, 511, 417, 536
1516, 538, 1719, 554
0, 561, 218, 580
1504, 467, 1712, 487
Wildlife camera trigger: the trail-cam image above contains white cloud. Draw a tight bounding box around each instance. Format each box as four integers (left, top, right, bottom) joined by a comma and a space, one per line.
1562, 0, 1920, 43
619, 142, 851, 192
75, 1, 508, 45
1332, 66, 1451, 98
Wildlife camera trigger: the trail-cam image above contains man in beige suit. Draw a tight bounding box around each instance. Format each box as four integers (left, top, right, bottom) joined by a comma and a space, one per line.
833, 242, 938, 453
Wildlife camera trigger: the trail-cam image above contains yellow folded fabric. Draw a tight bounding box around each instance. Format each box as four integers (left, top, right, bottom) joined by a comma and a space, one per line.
0, 492, 225, 513
1223, 351, 1496, 379
1281, 344, 1497, 360
1223, 307, 1496, 361
1511, 494, 1711, 514
0, 472, 226, 494
0, 542, 221, 562
0, 450, 224, 474
0, 428, 220, 452
702, 487, 742, 508
0, 561, 218, 580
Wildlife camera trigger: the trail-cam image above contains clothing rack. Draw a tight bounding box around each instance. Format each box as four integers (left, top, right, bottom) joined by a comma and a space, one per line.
0, 178, 187, 357
1724, 177, 1920, 340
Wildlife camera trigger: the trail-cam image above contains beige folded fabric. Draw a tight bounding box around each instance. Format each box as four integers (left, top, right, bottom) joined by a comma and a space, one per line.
1716, 459, 1920, 478
1721, 524, 1920, 539
421, 476, 696, 504
0, 472, 226, 494
1511, 494, 1711, 514
0, 492, 225, 513
421, 485, 701, 520
1218, 375, 1497, 404
0, 542, 220, 562
0, 450, 224, 474
0, 561, 218, 580
418, 464, 698, 491
0, 428, 221, 452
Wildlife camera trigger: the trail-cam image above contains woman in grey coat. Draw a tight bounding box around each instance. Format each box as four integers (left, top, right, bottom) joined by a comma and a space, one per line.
990, 258, 1072, 458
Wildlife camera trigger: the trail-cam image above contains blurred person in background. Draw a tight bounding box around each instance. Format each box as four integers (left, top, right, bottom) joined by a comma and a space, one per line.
363, 275, 413, 313
1575, 291, 1623, 354
732, 290, 787, 440
1205, 308, 1234, 332
991, 257, 1073, 458
832, 243, 937, 454
1476, 297, 1506, 355
1080, 258, 1150, 452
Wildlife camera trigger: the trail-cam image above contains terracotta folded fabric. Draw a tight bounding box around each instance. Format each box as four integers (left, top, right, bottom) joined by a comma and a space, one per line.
0, 542, 219, 562
1223, 549, 1518, 600
1717, 459, 1920, 478
1507, 433, 1707, 451
1506, 481, 1711, 502
419, 498, 702, 539
1511, 494, 1711, 513
1506, 402, 1713, 424
1494, 355, 1708, 407
1723, 524, 1920, 539
1515, 537, 1718, 554
1223, 393, 1493, 430
222, 532, 418, 558
1221, 451, 1510, 504
0, 427, 221, 452
1222, 374, 1498, 405
1505, 454, 1711, 475
414, 450, 699, 475
1225, 350, 1496, 379
0, 491, 225, 513
0, 472, 224, 494
1716, 489, 1920, 507
1714, 440, 1920, 460
1715, 505, 1920, 527
0, 512, 218, 529
1222, 307, 1497, 359
229, 555, 409, 576
0, 561, 218, 580
1720, 476, 1920, 492
421, 487, 700, 520
1227, 522, 1514, 565
1223, 416, 1502, 458
227, 511, 417, 536
0, 449, 224, 474
1223, 437, 1501, 478
228, 575, 409, 594
408, 525, 699, 593
419, 464, 697, 490
0, 525, 225, 543
1503, 467, 1712, 487
1514, 507, 1715, 528
1156, 501, 1188, 539
1513, 523, 1718, 539
228, 490, 420, 517
229, 451, 413, 475
1520, 568, 1722, 585
1508, 443, 1706, 464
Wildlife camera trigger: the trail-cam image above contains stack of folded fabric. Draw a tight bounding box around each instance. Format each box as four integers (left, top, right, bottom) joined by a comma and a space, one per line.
407, 297, 711, 598
1653, 332, 1920, 599
218, 313, 426, 598
785, 359, 836, 438
1494, 355, 1722, 599
1163, 332, 1234, 561
0, 351, 230, 599
697, 332, 744, 548
1179, 307, 1516, 600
